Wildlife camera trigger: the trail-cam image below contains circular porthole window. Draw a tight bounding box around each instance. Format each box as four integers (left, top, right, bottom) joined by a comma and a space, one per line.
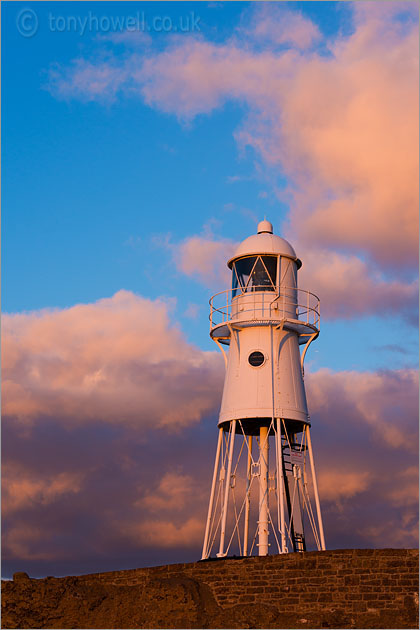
248, 351, 265, 367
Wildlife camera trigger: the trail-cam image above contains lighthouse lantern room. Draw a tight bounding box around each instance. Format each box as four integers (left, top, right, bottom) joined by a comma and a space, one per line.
202, 220, 326, 559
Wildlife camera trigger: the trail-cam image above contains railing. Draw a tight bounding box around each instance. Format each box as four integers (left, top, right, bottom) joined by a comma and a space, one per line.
209, 285, 320, 331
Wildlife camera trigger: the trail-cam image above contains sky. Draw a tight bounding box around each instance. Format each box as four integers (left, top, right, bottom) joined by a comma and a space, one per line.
2, 1, 419, 578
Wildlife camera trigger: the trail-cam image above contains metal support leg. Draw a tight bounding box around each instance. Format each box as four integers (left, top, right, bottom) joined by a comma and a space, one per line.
276, 418, 286, 553
243, 435, 252, 556
258, 425, 269, 556
218, 420, 236, 557
201, 427, 223, 559
306, 425, 326, 550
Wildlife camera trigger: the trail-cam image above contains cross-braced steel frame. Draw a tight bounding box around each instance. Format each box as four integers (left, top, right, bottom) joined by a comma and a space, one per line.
201, 418, 326, 559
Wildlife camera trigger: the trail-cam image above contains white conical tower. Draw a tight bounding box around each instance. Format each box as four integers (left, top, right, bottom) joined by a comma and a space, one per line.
202, 221, 325, 558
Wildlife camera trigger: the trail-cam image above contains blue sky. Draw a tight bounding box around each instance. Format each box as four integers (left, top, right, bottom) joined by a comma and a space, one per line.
2, 1, 418, 577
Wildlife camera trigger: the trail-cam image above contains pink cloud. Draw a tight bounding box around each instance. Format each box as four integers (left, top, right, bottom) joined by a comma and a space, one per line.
317, 470, 370, 502
299, 249, 418, 322
387, 466, 419, 509
162, 232, 418, 321
139, 472, 195, 512
2, 464, 84, 515
174, 235, 237, 287
184, 302, 201, 320
48, 4, 418, 286
2, 358, 417, 574
132, 517, 204, 548
241, 3, 321, 49
2, 290, 223, 428
306, 366, 418, 548
48, 58, 130, 103
352, 1, 419, 27
306, 367, 418, 451
3, 524, 57, 562
137, 8, 418, 269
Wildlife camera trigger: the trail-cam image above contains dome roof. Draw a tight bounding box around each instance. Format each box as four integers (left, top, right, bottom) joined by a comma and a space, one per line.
227, 222, 301, 268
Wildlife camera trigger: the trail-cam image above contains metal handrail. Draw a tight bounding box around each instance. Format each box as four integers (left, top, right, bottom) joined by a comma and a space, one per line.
209, 285, 320, 331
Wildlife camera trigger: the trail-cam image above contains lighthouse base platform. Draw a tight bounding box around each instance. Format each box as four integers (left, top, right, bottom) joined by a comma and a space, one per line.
3, 549, 418, 629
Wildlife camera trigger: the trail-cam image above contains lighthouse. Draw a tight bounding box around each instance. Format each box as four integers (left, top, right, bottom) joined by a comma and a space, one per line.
201, 220, 326, 558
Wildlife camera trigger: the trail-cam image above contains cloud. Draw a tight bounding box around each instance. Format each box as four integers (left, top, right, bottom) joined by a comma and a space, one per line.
387, 466, 419, 508
306, 367, 418, 451
140, 472, 195, 512
48, 57, 131, 103
2, 360, 417, 575
184, 302, 201, 320
154, 232, 238, 288
317, 470, 370, 502
1, 412, 217, 574
2, 465, 84, 514
305, 366, 418, 549
226, 174, 247, 183
50, 4, 417, 270
131, 518, 203, 548
2, 290, 223, 429
47, 3, 418, 324
3, 524, 56, 562
174, 235, 237, 286
298, 249, 418, 322
359, 518, 418, 548
240, 3, 321, 50
131, 517, 204, 548
157, 231, 418, 322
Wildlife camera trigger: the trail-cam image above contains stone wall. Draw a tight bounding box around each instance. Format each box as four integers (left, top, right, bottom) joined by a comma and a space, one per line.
2, 549, 418, 629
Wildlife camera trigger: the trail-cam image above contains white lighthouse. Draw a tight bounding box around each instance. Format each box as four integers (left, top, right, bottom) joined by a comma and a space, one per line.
202, 220, 326, 558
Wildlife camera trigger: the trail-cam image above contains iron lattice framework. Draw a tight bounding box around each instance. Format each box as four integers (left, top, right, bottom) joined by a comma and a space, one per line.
202, 418, 325, 559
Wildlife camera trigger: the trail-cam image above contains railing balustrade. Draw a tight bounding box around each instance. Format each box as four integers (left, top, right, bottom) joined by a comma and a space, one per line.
209, 285, 320, 331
